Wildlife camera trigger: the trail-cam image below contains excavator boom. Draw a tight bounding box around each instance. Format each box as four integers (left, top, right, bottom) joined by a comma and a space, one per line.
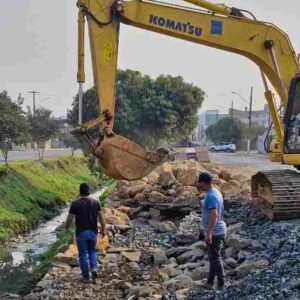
75, 0, 300, 219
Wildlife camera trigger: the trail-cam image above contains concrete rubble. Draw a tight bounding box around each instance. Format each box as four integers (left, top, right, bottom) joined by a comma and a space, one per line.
18, 160, 300, 300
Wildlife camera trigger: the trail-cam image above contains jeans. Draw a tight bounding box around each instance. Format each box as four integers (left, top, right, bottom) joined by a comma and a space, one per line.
76, 230, 98, 280
207, 235, 225, 287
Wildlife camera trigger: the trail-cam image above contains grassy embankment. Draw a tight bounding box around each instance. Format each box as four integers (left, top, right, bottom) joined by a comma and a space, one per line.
0, 156, 99, 244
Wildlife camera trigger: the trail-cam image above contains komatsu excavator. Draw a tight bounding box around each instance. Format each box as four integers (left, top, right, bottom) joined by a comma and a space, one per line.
74, 0, 300, 220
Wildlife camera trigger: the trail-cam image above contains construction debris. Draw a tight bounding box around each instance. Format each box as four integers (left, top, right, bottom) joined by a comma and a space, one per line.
20, 161, 300, 300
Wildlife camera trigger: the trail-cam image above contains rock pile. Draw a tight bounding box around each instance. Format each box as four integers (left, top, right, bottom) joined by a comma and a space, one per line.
18, 161, 300, 300
108, 161, 251, 218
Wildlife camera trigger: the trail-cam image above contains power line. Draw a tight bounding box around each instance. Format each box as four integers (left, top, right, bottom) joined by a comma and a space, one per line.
28, 91, 40, 116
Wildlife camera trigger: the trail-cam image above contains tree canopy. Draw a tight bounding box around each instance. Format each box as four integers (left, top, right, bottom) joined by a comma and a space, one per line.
60, 133, 81, 156
68, 69, 205, 149
27, 107, 59, 160
206, 117, 266, 148
0, 91, 30, 165
206, 117, 243, 144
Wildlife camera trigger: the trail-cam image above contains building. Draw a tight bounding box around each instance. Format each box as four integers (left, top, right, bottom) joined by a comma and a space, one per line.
51, 117, 73, 148
229, 104, 271, 128
198, 110, 228, 142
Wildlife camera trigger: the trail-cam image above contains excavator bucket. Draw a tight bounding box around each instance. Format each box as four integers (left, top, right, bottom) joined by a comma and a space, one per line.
94, 133, 174, 180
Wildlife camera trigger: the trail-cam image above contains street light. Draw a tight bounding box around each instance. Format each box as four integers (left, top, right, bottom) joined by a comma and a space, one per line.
232, 88, 254, 154
232, 88, 253, 129
37, 95, 54, 108
232, 91, 249, 105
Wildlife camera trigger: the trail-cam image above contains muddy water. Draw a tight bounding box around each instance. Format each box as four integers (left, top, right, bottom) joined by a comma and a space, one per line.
0, 189, 105, 296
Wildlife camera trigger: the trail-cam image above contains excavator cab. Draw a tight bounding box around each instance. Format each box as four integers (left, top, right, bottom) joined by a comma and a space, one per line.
252, 75, 300, 220
284, 76, 300, 154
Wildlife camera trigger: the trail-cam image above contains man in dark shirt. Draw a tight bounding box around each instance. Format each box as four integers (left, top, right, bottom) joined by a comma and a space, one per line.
65, 183, 106, 283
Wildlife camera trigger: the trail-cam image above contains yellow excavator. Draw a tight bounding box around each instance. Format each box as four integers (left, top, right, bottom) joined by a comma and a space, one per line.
74, 0, 300, 220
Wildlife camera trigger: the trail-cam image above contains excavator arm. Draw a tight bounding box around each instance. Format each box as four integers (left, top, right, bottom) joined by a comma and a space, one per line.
76, 0, 299, 179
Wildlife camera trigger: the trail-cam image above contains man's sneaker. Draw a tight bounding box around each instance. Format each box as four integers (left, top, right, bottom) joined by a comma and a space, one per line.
91, 269, 98, 283
81, 277, 89, 284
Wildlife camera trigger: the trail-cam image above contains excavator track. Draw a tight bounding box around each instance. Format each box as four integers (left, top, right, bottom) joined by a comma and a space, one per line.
252, 169, 300, 220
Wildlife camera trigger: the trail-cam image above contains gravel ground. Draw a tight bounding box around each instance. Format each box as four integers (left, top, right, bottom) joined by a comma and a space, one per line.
187, 201, 300, 300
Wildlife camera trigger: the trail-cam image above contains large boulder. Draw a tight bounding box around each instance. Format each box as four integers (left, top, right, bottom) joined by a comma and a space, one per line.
116, 186, 129, 199
158, 170, 176, 189
153, 249, 169, 266
127, 183, 150, 197
156, 221, 176, 233
235, 259, 269, 278
177, 249, 205, 265
176, 212, 201, 245
149, 208, 161, 220
173, 161, 207, 186
141, 171, 159, 185
227, 222, 245, 236
225, 257, 238, 269
166, 247, 191, 258
116, 180, 129, 188
190, 266, 209, 280
178, 262, 204, 271
100, 253, 123, 266
122, 251, 141, 263
103, 207, 130, 225
220, 181, 233, 194
225, 247, 238, 259
165, 274, 194, 288
174, 166, 197, 187
148, 191, 168, 203
134, 192, 146, 202
218, 169, 233, 181
226, 234, 253, 250
173, 186, 198, 207
160, 265, 182, 278
54, 253, 78, 267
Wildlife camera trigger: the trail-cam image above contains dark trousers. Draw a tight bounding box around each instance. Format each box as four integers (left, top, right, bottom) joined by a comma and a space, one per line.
207, 235, 225, 287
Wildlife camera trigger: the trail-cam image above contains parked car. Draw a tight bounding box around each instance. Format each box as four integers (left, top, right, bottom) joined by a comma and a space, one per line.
209, 142, 236, 153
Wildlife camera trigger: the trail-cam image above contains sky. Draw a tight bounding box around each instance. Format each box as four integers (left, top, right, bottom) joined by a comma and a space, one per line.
0, 0, 300, 117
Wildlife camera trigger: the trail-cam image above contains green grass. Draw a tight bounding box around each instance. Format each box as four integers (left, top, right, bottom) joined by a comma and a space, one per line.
24, 223, 75, 291
99, 181, 116, 207
0, 248, 12, 262
0, 156, 99, 244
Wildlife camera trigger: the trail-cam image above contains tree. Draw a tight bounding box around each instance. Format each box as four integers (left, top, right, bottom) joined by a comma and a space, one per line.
206, 117, 244, 144
60, 133, 81, 156
68, 69, 205, 149
242, 124, 266, 141
0, 91, 30, 165
27, 108, 59, 160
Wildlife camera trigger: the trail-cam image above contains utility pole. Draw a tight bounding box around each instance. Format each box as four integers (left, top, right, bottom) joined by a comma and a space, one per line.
28, 91, 40, 116
249, 86, 253, 129
231, 101, 234, 119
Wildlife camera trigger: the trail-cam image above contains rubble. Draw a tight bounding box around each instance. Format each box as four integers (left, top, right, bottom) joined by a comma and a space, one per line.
23, 161, 300, 300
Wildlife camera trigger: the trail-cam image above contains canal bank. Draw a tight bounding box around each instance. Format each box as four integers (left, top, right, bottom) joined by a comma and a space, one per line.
0, 156, 100, 244
0, 189, 107, 297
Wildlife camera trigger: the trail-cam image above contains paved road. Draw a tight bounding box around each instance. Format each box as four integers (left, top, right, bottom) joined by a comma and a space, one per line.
0, 149, 82, 163
209, 151, 294, 171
